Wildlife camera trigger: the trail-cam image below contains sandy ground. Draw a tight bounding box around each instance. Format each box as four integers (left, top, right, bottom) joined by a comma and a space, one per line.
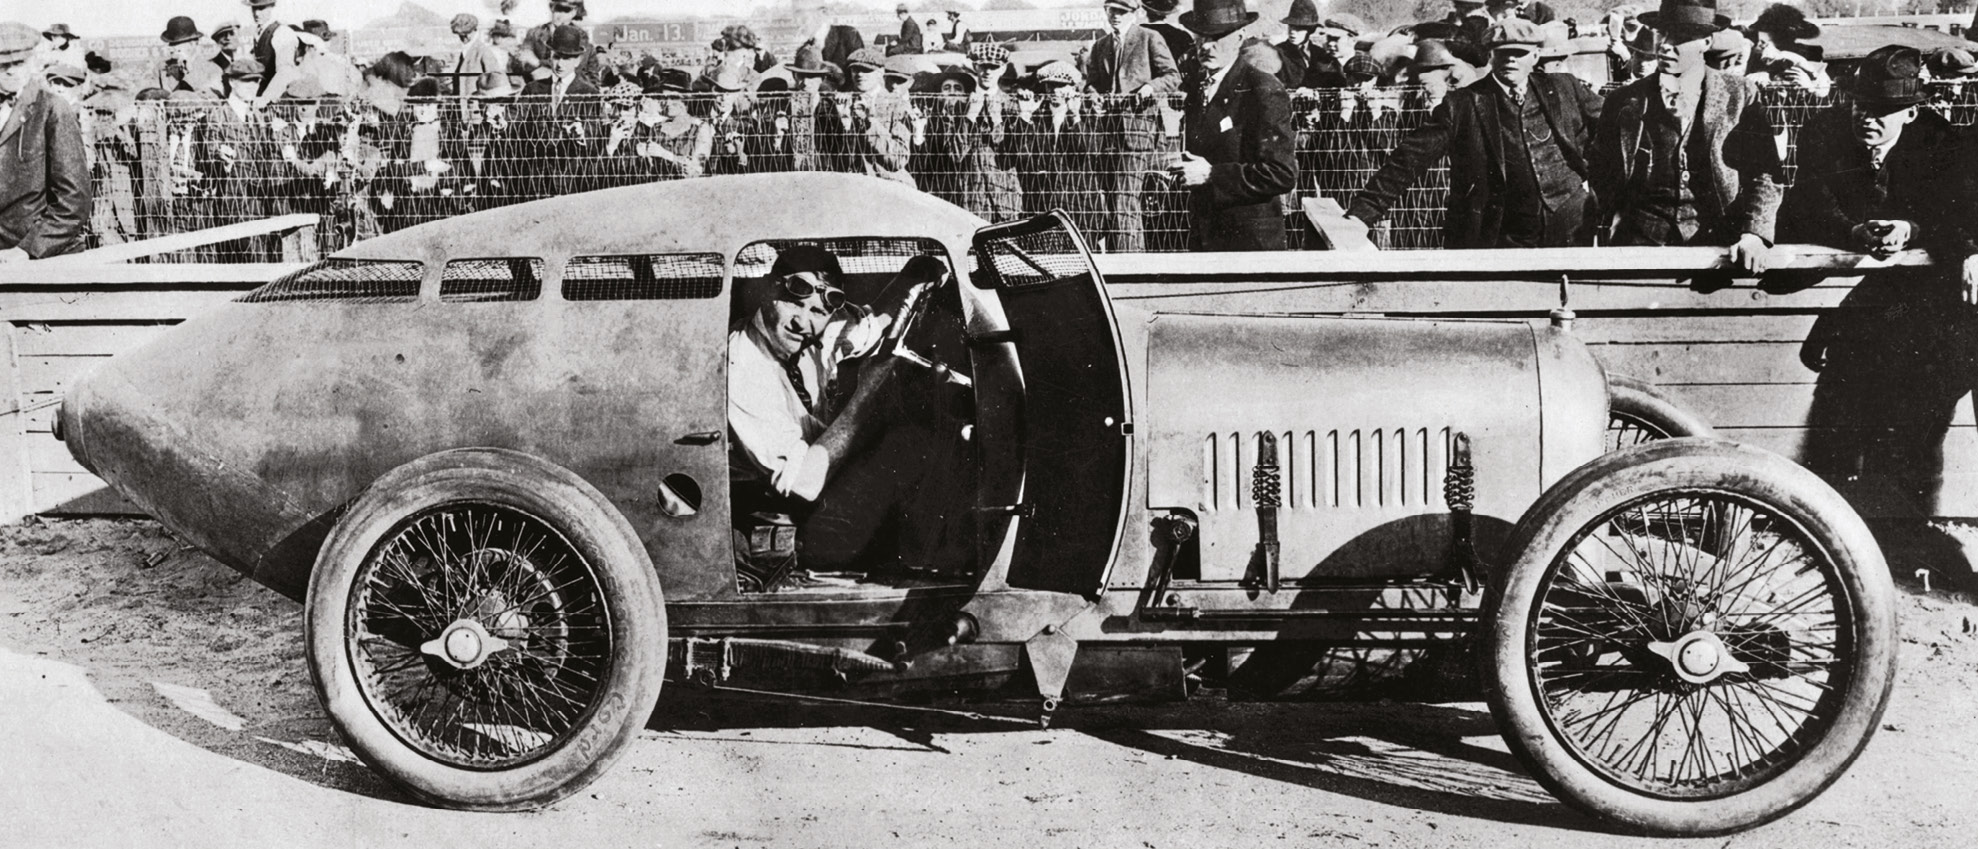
2, 517, 1976, 849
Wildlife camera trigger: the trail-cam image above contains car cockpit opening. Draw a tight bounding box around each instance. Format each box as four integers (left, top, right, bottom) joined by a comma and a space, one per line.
725, 237, 980, 595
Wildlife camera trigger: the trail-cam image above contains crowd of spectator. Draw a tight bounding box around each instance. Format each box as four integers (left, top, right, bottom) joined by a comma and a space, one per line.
9, 0, 1978, 261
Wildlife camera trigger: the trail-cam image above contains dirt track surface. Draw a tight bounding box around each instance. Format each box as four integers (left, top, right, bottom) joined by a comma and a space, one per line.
3, 518, 1976, 848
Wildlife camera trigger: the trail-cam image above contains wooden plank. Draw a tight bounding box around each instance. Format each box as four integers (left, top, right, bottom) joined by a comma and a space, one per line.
0, 326, 29, 523
31, 214, 320, 267
1095, 244, 1933, 281
26, 433, 89, 475
0, 262, 295, 287
1575, 313, 1823, 344
1590, 341, 1817, 386
15, 356, 112, 398
10, 322, 178, 357
31, 472, 140, 516
1668, 383, 1978, 429
0, 291, 241, 322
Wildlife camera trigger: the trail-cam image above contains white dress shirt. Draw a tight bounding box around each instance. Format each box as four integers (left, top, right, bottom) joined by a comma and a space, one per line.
728, 307, 890, 501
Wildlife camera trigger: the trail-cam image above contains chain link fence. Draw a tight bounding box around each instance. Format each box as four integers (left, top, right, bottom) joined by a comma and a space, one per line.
81, 84, 1966, 261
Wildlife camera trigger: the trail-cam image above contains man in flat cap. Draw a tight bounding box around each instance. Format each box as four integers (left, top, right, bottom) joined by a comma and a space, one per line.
1350, 18, 1599, 248
1591, 0, 1782, 274
0, 22, 91, 261
1169, 0, 1297, 251
844, 47, 916, 187
728, 246, 961, 583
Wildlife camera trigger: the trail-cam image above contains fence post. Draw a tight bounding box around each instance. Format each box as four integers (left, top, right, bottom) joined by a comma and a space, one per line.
0, 325, 33, 525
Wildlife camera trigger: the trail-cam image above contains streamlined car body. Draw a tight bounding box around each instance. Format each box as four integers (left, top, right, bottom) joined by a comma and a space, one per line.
60, 173, 1896, 835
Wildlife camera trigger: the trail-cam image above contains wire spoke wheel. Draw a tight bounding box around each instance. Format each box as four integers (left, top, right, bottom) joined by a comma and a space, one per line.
1532, 490, 1849, 799
1486, 439, 1895, 835
1606, 410, 1667, 453
351, 502, 614, 769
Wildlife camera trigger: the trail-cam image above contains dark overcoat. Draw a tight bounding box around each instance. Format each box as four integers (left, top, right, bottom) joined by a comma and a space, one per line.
1183, 57, 1297, 252
0, 86, 91, 258
1347, 72, 1601, 249
1779, 106, 1976, 258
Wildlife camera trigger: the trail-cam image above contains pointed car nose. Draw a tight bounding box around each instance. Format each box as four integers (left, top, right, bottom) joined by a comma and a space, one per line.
56, 309, 325, 598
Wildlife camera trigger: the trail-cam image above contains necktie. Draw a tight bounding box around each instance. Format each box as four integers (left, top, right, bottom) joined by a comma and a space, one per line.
783, 354, 815, 413
1870, 146, 1887, 172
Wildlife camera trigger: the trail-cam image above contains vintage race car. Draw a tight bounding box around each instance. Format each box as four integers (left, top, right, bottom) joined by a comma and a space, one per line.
58, 173, 1895, 836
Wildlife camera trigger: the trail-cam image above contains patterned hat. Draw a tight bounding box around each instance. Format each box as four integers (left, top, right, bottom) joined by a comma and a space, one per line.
605, 80, 641, 107
1034, 59, 1079, 87
968, 41, 1010, 65
1343, 53, 1381, 80
846, 46, 886, 71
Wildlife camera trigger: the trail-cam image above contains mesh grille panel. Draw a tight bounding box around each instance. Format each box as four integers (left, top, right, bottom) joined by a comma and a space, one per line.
238, 258, 424, 303
440, 258, 544, 302
978, 225, 1088, 289
563, 253, 724, 301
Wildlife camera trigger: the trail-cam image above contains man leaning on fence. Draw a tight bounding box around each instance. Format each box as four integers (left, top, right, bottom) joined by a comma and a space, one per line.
1086, 0, 1180, 253
1168, 0, 1296, 252
1347, 19, 1599, 249
1590, 0, 1782, 275
0, 23, 90, 262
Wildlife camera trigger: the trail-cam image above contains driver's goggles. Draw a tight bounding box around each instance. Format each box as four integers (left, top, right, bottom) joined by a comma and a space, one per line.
775, 272, 846, 311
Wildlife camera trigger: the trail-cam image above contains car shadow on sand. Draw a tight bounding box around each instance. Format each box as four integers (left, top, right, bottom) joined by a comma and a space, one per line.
649, 688, 1600, 832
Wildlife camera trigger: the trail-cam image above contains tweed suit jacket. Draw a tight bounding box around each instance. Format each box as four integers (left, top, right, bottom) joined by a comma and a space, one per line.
1085, 24, 1180, 151
0, 85, 91, 258
1591, 68, 1784, 244
1348, 72, 1601, 249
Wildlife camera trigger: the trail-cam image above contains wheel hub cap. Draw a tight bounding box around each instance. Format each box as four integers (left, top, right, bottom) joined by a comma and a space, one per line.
1647, 630, 1750, 685
420, 619, 512, 670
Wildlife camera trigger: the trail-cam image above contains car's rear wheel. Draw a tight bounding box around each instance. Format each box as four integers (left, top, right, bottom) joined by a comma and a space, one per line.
1484, 438, 1895, 835
1607, 374, 1715, 452
306, 448, 666, 811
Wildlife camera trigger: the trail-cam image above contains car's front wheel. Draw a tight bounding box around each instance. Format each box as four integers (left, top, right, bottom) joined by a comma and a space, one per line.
1485, 438, 1896, 835
306, 448, 667, 811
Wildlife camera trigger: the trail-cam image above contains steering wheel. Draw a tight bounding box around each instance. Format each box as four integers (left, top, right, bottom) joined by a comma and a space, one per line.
883, 265, 971, 389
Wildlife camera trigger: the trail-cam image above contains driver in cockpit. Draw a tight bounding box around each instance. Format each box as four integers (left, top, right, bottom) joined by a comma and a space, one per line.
727, 245, 949, 579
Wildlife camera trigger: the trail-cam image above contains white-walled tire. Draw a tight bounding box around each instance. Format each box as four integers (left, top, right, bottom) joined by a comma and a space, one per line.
306, 448, 666, 811
1485, 438, 1896, 835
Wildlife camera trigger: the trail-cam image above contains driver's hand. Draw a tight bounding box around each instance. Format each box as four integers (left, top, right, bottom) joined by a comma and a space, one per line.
1730, 233, 1772, 275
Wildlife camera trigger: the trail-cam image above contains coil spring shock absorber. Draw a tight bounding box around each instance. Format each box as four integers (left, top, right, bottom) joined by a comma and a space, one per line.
1443, 432, 1480, 594
1250, 432, 1282, 593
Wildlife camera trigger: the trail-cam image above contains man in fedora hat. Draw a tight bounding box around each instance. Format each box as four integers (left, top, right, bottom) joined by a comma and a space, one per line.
515, 24, 601, 200
1590, 0, 1782, 274
1086, 0, 1180, 252
1276, 0, 1348, 90
0, 21, 90, 261
32, 23, 82, 78
1169, 0, 1297, 252
159, 16, 221, 94
1780, 46, 1968, 259
1350, 18, 1600, 249
525, 1, 600, 85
